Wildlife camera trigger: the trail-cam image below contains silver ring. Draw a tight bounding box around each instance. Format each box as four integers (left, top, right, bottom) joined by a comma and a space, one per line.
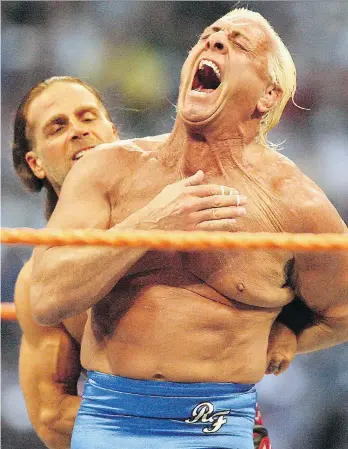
220, 186, 225, 195
236, 194, 241, 207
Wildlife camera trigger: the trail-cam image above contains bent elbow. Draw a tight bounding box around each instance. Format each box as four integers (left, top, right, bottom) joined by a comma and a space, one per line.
30, 284, 62, 326
38, 413, 71, 449
33, 308, 61, 326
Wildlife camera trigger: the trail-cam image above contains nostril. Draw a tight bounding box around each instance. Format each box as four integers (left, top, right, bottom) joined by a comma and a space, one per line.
215, 42, 224, 50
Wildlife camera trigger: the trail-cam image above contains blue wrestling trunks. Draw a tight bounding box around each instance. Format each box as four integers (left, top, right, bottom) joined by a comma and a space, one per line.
71, 371, 257, 449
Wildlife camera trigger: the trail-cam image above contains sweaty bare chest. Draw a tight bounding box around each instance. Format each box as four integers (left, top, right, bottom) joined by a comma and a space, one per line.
108, 166, 294, 308
183, 249, 293, 308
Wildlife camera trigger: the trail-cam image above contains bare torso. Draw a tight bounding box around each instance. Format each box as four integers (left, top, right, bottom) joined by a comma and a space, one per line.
81, 144, 300, 383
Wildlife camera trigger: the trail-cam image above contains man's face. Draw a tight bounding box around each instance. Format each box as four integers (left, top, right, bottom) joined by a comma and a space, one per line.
25, 82, 118, 191
178, 13, 275, 128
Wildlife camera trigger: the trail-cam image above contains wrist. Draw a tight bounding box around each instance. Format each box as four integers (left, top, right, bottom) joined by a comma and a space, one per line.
113, 206, 159, 232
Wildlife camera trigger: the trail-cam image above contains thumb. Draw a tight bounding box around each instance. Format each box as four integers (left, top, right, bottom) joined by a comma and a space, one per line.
182, 170, 204, 187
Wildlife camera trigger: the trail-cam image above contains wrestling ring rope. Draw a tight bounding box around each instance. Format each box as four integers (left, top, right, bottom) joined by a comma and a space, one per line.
2, 227, 348, 322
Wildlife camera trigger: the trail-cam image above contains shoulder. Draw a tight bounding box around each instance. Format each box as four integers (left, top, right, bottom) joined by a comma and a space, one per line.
14, 260, 33, 312
90, 134, 169, 154
87, 138, 159, 165
65, 140, 154, 189
274, 153, 346, 234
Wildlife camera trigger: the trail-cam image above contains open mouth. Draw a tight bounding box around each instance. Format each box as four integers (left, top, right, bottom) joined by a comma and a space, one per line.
192, 60, 221, 93
72, 146, 95, 161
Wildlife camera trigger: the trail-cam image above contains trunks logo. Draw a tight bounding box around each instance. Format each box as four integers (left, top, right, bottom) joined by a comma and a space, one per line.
184, 401, 231, 433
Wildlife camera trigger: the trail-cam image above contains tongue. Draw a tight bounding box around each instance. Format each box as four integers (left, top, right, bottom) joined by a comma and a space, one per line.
199, 65, 220, 90
195, 85, 215, 93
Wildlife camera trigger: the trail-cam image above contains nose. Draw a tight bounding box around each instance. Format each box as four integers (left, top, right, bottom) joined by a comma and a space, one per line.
204, 31, 228, 54
70, 121, 90, 141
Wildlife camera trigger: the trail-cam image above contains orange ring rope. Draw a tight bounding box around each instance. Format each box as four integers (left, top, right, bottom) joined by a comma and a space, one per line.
2, 228, 347, 322
1, 227, 348, 251
1, 302, 16, 321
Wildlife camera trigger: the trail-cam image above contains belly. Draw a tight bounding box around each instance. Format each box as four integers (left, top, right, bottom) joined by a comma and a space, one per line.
80, 268, 282, 383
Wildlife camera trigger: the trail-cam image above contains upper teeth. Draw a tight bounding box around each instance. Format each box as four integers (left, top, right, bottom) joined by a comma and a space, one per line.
75, 151, 86, 160
199, 60, 221, 80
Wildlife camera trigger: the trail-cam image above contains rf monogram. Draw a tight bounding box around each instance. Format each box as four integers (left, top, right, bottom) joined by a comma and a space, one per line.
184, 402, 231, 433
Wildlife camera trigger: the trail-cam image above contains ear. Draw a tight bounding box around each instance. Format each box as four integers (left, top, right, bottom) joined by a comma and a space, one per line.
25, 151, 46, 180
257, 84, 283, 114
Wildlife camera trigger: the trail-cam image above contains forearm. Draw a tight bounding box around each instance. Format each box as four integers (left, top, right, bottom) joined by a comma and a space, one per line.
38, 394, 81, 449
31, 215, 149, 325
296, 320, 348, 354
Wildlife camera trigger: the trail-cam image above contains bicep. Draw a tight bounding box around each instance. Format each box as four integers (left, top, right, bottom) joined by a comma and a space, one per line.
19, 326, 81, 425
16, 270, 81, 404
292, 195, 348, 315
293, 241, 348, 316
18, 313, 81, 389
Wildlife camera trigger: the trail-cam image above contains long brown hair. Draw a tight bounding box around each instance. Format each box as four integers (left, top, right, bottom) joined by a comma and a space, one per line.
12, 76, 113, 219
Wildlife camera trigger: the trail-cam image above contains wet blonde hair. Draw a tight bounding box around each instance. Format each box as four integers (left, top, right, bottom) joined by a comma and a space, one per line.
225, 8, 297, 149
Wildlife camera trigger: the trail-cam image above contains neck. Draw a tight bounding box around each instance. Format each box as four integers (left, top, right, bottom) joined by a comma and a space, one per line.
44, 180, 60, 220
160, 117, 264, 179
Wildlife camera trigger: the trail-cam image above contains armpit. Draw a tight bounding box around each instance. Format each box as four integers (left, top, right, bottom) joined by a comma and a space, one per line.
276, 297, 322, 335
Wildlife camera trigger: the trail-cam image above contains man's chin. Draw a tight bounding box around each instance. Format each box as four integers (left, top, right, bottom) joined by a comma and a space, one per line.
178, 89, 227, 128
179, 104, 223, 130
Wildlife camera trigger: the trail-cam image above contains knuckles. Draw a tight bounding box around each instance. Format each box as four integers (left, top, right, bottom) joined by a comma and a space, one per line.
212, 196, 223, 207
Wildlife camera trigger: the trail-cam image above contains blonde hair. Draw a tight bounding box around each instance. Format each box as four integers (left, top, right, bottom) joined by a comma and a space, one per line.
225, 8, 297, 149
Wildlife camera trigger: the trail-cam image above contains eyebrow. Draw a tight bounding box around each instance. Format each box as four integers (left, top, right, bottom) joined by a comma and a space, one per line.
204, 25, 252, 43
75, 105, 100, 116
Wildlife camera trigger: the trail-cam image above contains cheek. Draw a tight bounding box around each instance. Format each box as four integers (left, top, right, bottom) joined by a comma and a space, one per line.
97, 122, 117, 141
180, 62, 191, 85
103, 125, 117, 140
41, 142, 68, 165
233, 60, 267, 95
181, 47, 200, 79
250, 56, 270, 83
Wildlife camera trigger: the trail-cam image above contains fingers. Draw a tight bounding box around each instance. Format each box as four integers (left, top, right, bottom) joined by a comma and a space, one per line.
195, 194, 247, 211
195, 218, 239, 231
193, 206, 247, 224
182, 170, 205, 187
188, 184, 240, 198
276, 360, 290, 375
163, 177, 247, 231
265, 362, 281, 375
188, 191, 247, 230
266, 358, 291, 376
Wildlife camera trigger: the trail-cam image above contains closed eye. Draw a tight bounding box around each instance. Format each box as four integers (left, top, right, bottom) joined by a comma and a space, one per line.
81, 111, 97, 122
49, 125, 64, 135
234, 41, 248, 51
